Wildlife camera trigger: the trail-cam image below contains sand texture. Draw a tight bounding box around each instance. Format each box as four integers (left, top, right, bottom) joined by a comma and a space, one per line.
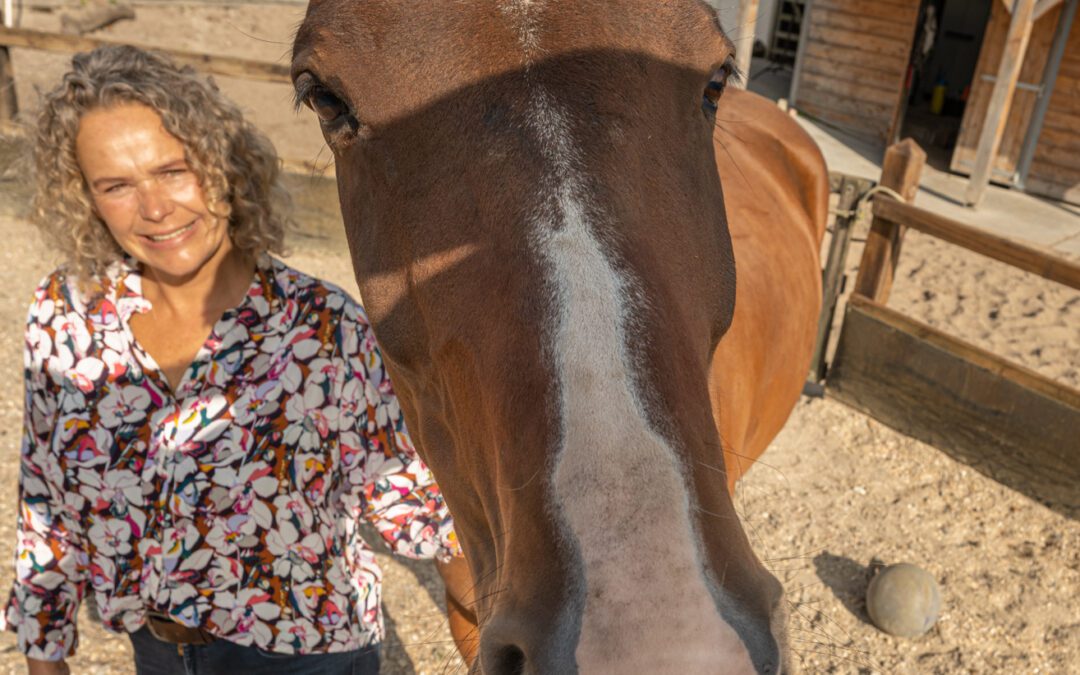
0, 3, 1077, 673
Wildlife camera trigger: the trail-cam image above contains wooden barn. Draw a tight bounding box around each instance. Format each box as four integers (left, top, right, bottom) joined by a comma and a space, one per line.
759, 0, 1080, 206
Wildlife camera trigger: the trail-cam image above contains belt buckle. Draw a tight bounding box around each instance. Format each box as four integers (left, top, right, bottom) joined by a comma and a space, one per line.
145, 610, 175, 643
144, 609, 213, 646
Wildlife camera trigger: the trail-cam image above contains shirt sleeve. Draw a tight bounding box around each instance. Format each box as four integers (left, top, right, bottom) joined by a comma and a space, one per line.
2, 279, 88, 661
337, 302, 461, 562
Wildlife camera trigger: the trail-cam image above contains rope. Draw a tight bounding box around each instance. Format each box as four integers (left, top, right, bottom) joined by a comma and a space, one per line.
829, 184, 908, 218
861, 185, 907, 203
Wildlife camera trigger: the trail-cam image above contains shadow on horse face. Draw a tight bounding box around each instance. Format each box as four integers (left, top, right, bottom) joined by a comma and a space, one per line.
293, 2, 790, 672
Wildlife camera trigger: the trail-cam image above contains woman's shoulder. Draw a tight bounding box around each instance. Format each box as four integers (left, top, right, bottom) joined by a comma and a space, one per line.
266, 257, 367, 323
29, 262, 127, 320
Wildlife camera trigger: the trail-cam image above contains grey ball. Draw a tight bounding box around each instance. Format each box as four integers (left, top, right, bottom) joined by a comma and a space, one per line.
866, 563, 941, 638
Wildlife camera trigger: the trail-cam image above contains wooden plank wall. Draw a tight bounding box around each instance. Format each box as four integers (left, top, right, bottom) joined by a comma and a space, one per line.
792, 0, 920, 143
950, 1, 1062, 182
1026, 6, 1080, 204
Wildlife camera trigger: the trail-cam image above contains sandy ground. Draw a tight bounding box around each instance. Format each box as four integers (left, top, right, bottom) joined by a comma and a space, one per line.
0, 3, 1078, 674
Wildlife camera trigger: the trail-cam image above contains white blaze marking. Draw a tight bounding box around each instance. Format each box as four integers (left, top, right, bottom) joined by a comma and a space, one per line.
523, 72, 756, 675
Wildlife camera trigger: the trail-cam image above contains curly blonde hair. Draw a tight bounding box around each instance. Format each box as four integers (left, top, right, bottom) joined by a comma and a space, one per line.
34, 44, 290, 279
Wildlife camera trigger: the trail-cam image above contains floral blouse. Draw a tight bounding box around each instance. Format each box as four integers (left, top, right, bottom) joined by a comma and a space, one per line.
2, 255, 459, 661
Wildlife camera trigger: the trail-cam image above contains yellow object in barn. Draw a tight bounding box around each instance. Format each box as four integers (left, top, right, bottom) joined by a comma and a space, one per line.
930, 81, 947, 115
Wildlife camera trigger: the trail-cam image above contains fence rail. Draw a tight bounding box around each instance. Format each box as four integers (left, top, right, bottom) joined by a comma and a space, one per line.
872, 197, 1080, 292
0, 26, 291, 84
0, 26, 326, 173
822, 140, 1080, 515
13, 1, 307, 8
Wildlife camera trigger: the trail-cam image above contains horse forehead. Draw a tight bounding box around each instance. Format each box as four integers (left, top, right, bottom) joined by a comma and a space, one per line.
296, 0, 724, 67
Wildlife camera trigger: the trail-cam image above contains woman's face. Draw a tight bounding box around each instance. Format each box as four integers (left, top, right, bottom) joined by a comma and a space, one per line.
75, 102, 232, 282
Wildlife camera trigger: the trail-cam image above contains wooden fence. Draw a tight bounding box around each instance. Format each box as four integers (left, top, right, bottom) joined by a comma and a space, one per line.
822, 139, 1080, 515
0, 26, 322, 170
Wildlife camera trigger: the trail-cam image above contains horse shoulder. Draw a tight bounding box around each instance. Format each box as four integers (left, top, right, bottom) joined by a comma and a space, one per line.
708, 88, 828, 488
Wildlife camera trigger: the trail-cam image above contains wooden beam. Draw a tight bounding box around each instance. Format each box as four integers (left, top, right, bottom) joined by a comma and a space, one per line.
828, 294, 1080, 513
851, 139, 926, 303
872, 198, 1080, 291
1034, 0, 1065, 21
0, 4, 13, 121
0, 26, 290, 84
787, 0, 814, 106
0, 45, 14, 121
964, 0, 1038, 206
735, 0, 760, 88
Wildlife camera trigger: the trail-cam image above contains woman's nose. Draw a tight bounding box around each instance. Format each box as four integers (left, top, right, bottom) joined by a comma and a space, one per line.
138, 182, 175, 222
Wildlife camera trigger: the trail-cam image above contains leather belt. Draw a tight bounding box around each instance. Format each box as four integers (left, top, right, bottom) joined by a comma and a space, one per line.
145, 609, 217, 646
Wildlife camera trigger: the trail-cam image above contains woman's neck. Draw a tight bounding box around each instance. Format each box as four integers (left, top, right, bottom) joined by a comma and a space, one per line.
139, 240, 256, 320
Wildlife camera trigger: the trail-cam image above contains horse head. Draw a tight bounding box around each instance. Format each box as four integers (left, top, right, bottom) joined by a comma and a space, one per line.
293, 2, 793, 672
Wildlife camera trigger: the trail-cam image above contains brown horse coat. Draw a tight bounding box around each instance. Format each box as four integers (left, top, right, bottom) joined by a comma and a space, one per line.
292, 2, 827, 672
711, 89, 827, 490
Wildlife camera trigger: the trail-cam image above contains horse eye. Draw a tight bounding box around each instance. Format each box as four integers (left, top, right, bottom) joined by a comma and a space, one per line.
702, 62, 734, 113
307, 87, 349, 123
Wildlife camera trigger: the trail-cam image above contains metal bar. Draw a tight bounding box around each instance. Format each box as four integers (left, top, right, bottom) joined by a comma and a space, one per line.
1017, 0, 1078, 188
979, 73, 1045, 93
807, 173, 874, 383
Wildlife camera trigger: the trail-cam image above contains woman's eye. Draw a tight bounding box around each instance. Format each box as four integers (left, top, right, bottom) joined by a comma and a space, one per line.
103, 184, 128, 194
307, 87, 349, 123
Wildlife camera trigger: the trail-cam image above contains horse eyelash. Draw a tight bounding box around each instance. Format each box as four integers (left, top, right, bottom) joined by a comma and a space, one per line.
725, 58, 745, 88
292, 78, 315, 113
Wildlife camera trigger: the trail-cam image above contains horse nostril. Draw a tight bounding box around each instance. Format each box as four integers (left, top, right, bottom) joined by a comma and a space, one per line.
479, 611, 577, 674
480, 618, 531, 675
490, 644, 526, 674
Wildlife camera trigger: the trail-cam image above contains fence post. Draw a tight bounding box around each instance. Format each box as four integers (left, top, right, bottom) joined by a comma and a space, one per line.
0, 47, 15, 122
852, 139, 926, 304
0, 6, 15, 122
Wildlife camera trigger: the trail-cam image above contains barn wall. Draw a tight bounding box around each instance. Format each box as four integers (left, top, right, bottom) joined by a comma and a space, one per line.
791, 0, 920, 143
950, 1, 1062, 183
1026, 7, 1080, 205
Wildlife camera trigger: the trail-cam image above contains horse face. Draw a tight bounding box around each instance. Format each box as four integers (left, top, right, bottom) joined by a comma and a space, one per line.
293, 1, 788, 672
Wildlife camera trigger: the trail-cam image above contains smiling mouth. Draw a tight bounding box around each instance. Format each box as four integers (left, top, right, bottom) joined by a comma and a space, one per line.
145, 222, 195, 243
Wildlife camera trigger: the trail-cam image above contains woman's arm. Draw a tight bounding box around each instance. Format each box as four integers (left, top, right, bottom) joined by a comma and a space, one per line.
338, 304, 461, 560
3, 281, 88, 663
338, 303, 477, 661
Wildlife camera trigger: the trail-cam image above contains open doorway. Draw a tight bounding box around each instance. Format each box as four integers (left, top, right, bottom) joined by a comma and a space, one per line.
897, 0, 994, 171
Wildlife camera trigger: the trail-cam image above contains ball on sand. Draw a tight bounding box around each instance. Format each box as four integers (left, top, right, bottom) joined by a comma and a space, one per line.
866, 563, 941, 638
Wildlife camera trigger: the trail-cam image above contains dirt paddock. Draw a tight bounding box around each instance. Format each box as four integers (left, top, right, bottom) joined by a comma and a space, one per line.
0, 3, 1078, 673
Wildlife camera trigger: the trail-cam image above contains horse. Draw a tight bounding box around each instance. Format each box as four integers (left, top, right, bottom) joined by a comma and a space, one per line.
291, 1, 827, 672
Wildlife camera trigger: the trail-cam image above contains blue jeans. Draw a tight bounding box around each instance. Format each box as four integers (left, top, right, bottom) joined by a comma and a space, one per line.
128, 626, 381, 675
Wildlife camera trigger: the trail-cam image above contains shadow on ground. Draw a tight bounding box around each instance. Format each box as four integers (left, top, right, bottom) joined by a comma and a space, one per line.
812, 552, 876, 625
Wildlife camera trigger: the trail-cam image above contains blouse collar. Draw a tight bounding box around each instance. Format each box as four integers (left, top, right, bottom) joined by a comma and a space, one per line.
108, 253, 274, 326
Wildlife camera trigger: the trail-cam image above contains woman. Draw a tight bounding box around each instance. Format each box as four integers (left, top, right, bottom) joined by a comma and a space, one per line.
2, 45, 474, 674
